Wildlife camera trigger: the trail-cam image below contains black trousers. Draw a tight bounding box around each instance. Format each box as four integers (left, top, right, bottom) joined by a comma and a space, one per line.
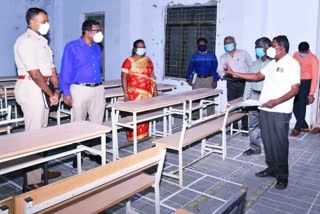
227, 79, 248, 130
293, 80, 311, 130
260, 110, 291, 183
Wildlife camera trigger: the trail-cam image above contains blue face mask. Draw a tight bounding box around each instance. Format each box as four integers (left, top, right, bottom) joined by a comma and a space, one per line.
224, 43, 235, 52
255, 48, 265, 58
198, 45, 207, 52
298, 52, 308, 58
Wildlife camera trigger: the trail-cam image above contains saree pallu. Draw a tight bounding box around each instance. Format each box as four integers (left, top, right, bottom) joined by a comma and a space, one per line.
122, 56, 156, 142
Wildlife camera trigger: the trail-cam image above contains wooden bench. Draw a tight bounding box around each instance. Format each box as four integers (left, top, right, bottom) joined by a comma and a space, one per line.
0, 197, 14, 214
152, 97, 247, 188
13, 147, 166, 214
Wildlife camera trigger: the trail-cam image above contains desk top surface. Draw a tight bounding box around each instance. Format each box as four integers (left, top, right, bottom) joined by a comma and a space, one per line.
110, 88, 222, 112
102, 80, 121, 88
104, 83, 176, 98
175, 88, 222, 100
0, 121, 111, 160
0, 76, 18, 82
110, 94, 185, 112
0, 82, 16, 88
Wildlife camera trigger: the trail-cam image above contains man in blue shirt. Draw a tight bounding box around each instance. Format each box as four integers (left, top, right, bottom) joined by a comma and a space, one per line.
186, 38, 219, 118
59, 20, 106, 163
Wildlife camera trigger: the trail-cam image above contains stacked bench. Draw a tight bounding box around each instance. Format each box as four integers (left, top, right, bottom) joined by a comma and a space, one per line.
152, 97, 247, 188
0, 147, 166, 214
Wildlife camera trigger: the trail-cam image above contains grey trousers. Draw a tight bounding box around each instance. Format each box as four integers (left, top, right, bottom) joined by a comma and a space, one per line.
248, 90, 262, 152
192, 76, 215, 118
260, 110, 291, 182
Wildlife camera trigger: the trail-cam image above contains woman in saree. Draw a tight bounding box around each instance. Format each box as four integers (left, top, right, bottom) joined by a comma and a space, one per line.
121, 39, 158, 142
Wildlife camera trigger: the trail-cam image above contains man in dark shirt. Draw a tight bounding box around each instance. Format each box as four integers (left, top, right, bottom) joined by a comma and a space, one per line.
186, 38, 219, 118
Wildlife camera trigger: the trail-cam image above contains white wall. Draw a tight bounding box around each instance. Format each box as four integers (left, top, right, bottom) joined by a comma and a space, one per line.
0, 0, 54, 76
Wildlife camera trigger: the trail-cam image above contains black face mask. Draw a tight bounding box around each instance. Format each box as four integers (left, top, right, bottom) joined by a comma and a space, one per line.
198, 45, 207, 52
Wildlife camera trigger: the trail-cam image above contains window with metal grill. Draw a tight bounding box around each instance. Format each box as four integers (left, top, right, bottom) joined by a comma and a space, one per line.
164, 6, 217, 78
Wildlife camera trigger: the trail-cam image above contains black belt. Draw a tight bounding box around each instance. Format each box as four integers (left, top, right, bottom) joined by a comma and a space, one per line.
197, 75, 212, 78
301, 79, 311, 83
75, 82, 102, 87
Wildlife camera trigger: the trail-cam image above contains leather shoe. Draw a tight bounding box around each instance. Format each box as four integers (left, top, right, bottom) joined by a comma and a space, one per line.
275, 181, 288, 189
300, 128, 309, 132
42, 171, 61, 179
255, 169, 275, 177
291, 129, 300, 136
310, 127, 320, 134
25, 182, 45, 192
243, 149, 261, 156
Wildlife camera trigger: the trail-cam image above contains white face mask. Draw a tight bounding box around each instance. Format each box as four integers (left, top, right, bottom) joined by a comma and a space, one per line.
136, 48, 146, 56
93, 32, 103, 43
266, 47, 276, 58
38, 22, 50, 35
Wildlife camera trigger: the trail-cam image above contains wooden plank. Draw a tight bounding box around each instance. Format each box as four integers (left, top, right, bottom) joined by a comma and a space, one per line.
102, 79, 122, 88
0, 197, 14, 214
174, 209, 195, 214
0, 77, 17, 82
40, 173, 154, 214
14, 147, 164, 213
110, 94, 185, 112
153, 111, 246, 150
104, 83, 176, 99
174, 88, 222, 101
0, 121, 111, 160
49, 112, 70, 119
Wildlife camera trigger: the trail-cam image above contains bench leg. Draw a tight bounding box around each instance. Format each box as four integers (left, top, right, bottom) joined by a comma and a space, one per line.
179, 149, 183, 188
76, 150, 82, 174
222, 129, 227, 160
125, 200, 140, 214
154, 184, 160, 214
201, 139, 206, 157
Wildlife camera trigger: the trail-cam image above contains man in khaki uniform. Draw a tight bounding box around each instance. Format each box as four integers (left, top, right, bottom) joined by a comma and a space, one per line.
14, 7, 60, 191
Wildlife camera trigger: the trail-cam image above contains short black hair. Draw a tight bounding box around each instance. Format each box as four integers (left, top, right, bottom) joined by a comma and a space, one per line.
131, 39, 145, 56
224, 36, 236, 43
298, 42, 309, 52
255, 37, 272, 48
82, 19, 100, 35
26, 7, 47, 25
197, 37, 208, 45
273, 35, 290, 53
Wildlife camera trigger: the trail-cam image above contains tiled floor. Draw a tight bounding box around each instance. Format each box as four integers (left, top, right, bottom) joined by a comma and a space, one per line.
1, 118, 320, 214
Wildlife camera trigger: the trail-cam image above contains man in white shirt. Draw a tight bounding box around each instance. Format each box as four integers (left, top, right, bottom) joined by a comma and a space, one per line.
242, 37, 272, 156
218, 36, 252, 134
226, 35, 300, 189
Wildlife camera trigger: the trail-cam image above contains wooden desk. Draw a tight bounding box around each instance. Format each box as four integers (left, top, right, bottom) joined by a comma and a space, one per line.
0, 82, 16, 108
0, 76, 17, 83
110, 88, 222, 160
110, 94, 186, 160
0, 121, 111, 176
102, 80, 121, 89
174, 88, 223, 122
104, 83, 177, 121
105, 83, 176, 100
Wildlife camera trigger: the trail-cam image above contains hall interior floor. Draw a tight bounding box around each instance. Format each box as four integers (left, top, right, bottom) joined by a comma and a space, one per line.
1, 118, 320, 214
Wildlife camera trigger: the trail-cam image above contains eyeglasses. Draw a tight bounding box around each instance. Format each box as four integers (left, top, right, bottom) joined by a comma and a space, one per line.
89, 29, 101, 33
